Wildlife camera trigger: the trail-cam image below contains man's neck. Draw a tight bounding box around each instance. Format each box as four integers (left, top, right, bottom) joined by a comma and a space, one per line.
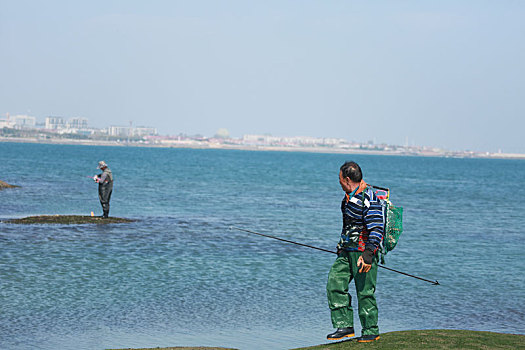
347, 182, 360, 193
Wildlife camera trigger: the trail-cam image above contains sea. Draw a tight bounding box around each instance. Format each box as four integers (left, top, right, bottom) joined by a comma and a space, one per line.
1, 142, 524, 350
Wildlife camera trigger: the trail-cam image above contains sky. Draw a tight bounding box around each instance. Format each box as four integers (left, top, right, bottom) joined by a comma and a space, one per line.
1, 1, 524, 153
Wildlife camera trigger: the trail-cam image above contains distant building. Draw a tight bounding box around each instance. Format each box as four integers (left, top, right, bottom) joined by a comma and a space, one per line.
215, 128, 230, 139
108, 126, 131, 137
45, 116, 66, 130
108, 125, 157, 137
282, 136, 319, 145
243, 134, 281, 145
320, 137, 346, 145
0, 114, 15, 128
0, 120, 13, 128
67, 117, 88, 130
132, 126, 157, 137
242, 134, 345, 147
13, 115, 36, 129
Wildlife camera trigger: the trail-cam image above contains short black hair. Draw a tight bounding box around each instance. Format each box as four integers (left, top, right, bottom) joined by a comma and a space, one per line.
340, 161, 362, 182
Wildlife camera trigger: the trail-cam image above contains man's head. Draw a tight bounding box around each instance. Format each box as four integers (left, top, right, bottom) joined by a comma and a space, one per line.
97, 161, 107, 170
339, 161, 362, 193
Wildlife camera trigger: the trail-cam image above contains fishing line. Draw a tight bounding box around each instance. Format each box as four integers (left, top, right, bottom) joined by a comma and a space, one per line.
230, 226, 439, 285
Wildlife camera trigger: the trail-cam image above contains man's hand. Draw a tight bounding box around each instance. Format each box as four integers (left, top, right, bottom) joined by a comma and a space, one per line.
357, 255, 371, 273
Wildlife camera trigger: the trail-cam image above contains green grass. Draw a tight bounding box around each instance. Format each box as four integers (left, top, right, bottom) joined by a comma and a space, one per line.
3, 215, 135, 224
107, 330, 524, 350
294, 330, 525, 350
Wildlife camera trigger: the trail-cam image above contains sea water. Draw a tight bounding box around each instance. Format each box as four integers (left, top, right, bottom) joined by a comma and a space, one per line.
1, 142, 524, 350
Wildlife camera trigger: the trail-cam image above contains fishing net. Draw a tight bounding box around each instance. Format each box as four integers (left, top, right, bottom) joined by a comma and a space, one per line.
383, 201, 403, 253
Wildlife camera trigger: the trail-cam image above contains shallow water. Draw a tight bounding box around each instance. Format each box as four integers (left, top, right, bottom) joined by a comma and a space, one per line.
1, 142, 524, 349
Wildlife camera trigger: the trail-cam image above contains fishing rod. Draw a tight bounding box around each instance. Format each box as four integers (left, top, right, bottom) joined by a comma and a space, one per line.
230, 226, 439, 285
85, 175, 101, 182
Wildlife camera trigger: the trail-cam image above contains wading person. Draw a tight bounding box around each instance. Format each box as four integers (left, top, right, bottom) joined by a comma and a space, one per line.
326, 161, 384, 343
94, 161, 113, 218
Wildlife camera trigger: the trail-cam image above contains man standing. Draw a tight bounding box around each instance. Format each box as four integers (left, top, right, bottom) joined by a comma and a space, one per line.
326, 161, 384, 343
94, 161, 113, 218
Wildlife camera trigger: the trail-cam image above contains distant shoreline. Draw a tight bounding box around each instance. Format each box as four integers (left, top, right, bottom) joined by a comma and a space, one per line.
1, 136, 525, 160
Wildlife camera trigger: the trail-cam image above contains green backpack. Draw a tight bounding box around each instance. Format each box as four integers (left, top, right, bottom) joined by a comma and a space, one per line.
370, 185, 403, 263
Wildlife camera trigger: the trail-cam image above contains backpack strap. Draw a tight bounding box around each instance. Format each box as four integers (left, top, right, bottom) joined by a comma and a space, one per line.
361, 190, 365, 227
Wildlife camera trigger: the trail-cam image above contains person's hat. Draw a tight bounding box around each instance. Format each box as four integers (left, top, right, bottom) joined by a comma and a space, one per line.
97, 161, 107, 169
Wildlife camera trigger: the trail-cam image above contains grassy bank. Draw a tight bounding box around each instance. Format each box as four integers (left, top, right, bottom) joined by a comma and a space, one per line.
108, 330, 524, 350
3, 215, 135, 224
295, 330, 525, 350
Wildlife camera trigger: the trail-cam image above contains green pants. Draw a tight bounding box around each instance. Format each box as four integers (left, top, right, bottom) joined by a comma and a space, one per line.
326, 250, 379, 335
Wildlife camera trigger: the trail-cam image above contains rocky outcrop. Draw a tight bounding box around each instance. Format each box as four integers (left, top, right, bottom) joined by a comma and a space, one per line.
4, 215, 135, 224
0, 180, 19, 189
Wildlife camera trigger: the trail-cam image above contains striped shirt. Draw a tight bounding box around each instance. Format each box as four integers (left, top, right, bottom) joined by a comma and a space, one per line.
338, 186, 384, 252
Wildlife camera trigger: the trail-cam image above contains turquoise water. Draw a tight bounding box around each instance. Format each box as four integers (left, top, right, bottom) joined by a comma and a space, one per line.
1, 142, 524, 350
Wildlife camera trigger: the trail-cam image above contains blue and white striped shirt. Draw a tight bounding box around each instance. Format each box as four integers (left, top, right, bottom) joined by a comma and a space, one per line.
338, 186, 384, 252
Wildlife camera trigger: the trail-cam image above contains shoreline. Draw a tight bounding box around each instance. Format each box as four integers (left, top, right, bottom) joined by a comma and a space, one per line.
1, 136, 525, 160
106, 330, 525, 350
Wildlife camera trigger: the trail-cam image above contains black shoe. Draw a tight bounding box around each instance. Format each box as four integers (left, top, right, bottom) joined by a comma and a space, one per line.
327, 327, 355, 340
357, 334, 380, 342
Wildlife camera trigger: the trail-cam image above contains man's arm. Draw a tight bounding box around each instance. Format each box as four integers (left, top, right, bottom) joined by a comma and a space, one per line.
96, 172, 107, 183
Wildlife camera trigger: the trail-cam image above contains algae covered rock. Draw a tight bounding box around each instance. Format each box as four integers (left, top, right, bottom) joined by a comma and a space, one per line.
0, 180, 20, 189
4, 215, 135, 224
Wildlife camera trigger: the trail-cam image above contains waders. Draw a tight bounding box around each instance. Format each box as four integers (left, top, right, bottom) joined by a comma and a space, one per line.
327, 250, 379, 336
98, 181, 112, 218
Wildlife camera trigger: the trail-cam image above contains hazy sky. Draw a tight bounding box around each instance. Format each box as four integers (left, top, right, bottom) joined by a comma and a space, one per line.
1, 1, 524, 153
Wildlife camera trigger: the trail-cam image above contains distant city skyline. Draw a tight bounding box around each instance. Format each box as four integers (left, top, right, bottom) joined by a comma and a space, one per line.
0, 109, 517, 153
1, 1, 524, 153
